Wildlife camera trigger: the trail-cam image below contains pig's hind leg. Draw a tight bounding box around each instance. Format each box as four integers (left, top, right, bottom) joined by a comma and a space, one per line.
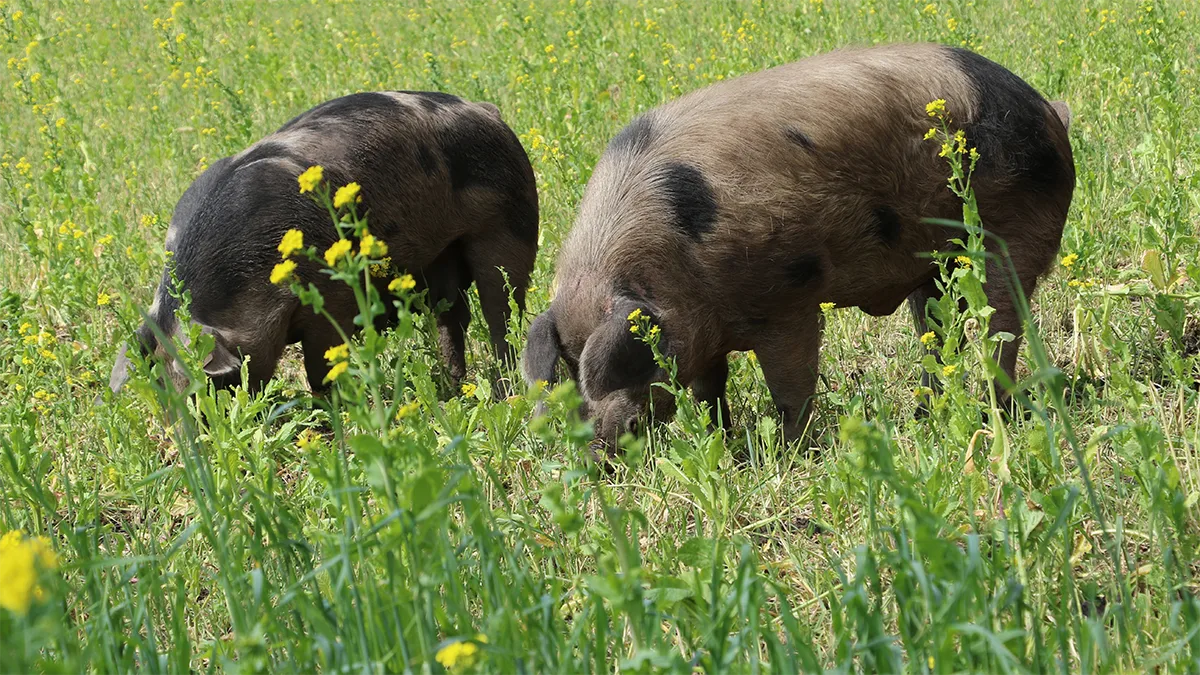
462, 228, 535, 393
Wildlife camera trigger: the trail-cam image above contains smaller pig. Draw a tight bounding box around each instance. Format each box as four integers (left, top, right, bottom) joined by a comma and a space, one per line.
111, 91, 538, 394
523, 44, 1074, 448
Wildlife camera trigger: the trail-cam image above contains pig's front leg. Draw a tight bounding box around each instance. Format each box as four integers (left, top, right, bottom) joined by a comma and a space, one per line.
753, 312, 823, 448
690, 356, 732, 432
303, 325, 347, 396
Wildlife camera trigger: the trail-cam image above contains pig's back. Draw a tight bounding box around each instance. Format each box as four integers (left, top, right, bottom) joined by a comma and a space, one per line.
566, 43, 1070, 311
165, 91, 535, 311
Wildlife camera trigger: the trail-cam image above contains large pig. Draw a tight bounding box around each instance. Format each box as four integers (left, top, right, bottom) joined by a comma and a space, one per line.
523, 44, 1074, 446
111, 91, 538, 393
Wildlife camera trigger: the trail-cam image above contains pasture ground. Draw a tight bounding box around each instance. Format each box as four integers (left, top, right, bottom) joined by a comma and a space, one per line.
1, 0, 1198, 672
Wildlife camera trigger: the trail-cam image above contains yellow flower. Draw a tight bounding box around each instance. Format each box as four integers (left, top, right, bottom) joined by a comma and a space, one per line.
1060, 253, 1078, 268
819, 302, 836, 312
395, 401, 420, 420
270, 259, 297, 285
925, 98, 946, 117
920, 331, 937, 347
544, 44, 555, 53
629, 323, 639, 334
324, 239, 352, 267
389, 274, 416, 293
942, 364, 958, 377
0, 530, 57, 615
333, 182, 361, 209
296, 428, 320, 450
278, 229, 304, 258
360, 233, 388, 258
370, 257, 393, 278
946, 16, 958, 31
955, 255, 972, 269
923, 127, 938, 141
55, 117, 65, 128
461, 382, 478, 397
323, 360, 349, 383
436, 639, 482, 671
626, 308, 643, 322
297, 165, 324, 193
324, 343, 349, 362
96, 292, 111, 306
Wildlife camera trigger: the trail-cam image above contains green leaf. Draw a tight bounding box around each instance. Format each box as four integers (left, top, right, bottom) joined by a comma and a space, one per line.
1151, 294, 1186, 345
958, 272, 989, 311
346, 434, 387, 459
1141, 249, 1168, 290
409, 467, 441, 514
655, 457, 690, 485
677, 537, 716, 568
643, 575, 693, 606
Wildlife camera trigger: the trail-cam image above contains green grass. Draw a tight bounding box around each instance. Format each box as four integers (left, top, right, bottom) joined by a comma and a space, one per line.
1, 0, 1199, 672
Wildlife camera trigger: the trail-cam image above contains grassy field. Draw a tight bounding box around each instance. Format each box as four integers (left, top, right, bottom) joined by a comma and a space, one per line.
1, 0, 1198, 671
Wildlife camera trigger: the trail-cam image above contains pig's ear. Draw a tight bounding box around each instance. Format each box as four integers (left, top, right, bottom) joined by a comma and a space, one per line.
202, 330, 242, 381
578, 300, 662, 400
109, 344, 134, 393
523, 308, 561, 386
1050, 100, 1071, 131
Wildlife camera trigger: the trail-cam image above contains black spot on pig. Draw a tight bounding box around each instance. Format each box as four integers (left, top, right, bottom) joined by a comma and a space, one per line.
872, 205, 902, 246
657, 162, 717, 240
945, 47, 1071, 195
276, 92, 402, 132
416, 144, 439, 176
505, 197, 540, 245
785, 254, 823, 287
442, 115, 515, 192
608, 115, 657, 157
784, 127, 816, 151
